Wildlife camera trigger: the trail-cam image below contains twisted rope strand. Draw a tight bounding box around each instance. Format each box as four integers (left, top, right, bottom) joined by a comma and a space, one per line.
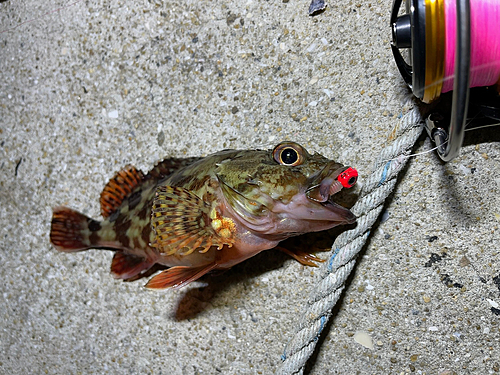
279, 108, 424, 374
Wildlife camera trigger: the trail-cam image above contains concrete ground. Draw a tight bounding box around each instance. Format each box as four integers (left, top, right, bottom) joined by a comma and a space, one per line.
1, 0, 499, 374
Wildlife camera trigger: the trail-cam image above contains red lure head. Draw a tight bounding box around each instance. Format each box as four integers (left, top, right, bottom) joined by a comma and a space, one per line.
337, 167, 358, 188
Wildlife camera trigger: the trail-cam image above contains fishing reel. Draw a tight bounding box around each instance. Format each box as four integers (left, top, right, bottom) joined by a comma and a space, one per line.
390, 0, 500, 161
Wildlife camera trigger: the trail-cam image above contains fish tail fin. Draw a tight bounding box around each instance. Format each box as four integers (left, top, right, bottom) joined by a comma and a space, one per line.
50, 206, 101, 252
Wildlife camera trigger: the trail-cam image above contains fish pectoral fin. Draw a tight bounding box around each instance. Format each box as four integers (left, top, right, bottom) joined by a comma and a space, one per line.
110, 252, 155, 280
151, 185, 234, 256
277, 246, 326, 267
100, 165, 145, 218
145, 263, 218, 289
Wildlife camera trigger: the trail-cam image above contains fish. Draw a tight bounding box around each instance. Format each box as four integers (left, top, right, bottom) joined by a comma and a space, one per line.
50, 142, 358, 289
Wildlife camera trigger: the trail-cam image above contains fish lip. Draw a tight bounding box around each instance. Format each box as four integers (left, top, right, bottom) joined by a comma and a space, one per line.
319, 199, 357, 224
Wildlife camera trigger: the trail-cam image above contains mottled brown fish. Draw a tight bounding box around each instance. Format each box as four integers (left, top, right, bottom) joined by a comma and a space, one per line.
50, 142, 358, 289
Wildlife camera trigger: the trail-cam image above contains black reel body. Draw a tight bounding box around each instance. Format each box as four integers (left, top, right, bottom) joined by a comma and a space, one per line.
390, 0, 500, 161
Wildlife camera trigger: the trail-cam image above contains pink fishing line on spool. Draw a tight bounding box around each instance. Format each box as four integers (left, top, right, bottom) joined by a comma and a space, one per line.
443, 0, 500, 93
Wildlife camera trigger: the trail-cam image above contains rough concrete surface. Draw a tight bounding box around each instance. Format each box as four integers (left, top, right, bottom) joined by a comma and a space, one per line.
1, 0, 499, 374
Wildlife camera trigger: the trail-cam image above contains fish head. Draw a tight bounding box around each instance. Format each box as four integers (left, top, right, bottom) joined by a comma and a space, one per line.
215, 142, 358, 239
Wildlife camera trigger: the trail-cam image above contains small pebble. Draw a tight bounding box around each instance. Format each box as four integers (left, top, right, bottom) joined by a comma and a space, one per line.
353, 331, 374, 349
309, 76, 319, 85
458, 164, 470, 174
308, 0, 326, 15
486, 298, 499, 309
108, 110, 119, 118
380, 210, 390, 223
459, 256, 470, 267
157, 131, 165, 146
323, 88, 332, 97
427, 235, 438, 243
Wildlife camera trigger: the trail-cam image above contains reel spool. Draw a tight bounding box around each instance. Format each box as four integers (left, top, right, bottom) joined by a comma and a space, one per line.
390, 0, 500, 161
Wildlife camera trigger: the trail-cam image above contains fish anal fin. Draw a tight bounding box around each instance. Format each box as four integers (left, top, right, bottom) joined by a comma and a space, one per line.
151, 185, 235, 256
145, 263, 218, 289
110, 252, 155, 280
100, 165, 145, 218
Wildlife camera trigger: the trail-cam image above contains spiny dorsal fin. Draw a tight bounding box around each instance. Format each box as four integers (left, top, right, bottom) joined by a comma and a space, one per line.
100, 165, 145, 218
151, 185, 235, 256
146, 157, 202, 181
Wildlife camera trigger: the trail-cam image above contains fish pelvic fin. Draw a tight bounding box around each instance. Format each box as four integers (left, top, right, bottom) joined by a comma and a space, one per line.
276, 246, 326, 267
145, 263, 218, 289
100, 165, 145, 218
50, 206, 101, 252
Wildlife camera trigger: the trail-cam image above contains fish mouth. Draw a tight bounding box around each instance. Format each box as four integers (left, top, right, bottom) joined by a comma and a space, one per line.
318, 199, 357, 224
305, 166, 346, 203
305, 166, 357, 224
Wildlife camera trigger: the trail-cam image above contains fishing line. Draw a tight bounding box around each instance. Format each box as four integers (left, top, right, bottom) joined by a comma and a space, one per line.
380, 140, 448, 163
392, 0, 500, 103
391, 0, 500, 161
465, 122, 500, 132
442, 0, 500, 94
381, 120, 499, 164
421, 62, 500, 96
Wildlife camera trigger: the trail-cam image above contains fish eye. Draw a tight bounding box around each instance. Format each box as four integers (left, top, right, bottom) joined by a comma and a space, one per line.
272, 143, 305, 166
280, 148, 298, 165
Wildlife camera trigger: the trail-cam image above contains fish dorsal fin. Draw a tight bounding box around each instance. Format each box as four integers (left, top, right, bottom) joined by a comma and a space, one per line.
151, 185, 235, 256
147, 157, 202, 181
100, 165, 145, 218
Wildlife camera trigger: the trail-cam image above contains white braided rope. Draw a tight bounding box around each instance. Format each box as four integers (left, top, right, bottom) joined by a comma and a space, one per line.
279, 108, 424, 374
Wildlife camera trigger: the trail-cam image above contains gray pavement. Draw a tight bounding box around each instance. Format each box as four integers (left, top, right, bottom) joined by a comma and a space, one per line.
1, 0, 499, 374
